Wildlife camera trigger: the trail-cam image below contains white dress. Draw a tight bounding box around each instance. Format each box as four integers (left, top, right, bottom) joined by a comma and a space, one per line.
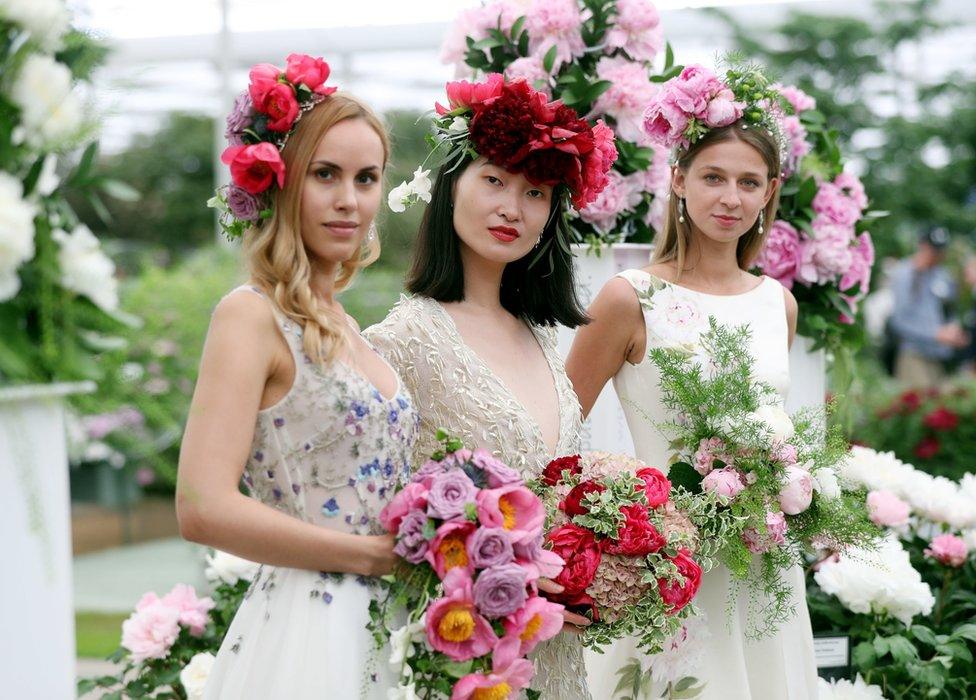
203, 287, 420, 700
583, 270, 819, 700
365, 294, 593, 700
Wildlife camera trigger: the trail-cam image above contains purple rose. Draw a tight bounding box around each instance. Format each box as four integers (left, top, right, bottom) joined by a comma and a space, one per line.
225, 91, 255, 145
393, 510, 429, 564
226, 185, 262, 222
467, 527, 514, 569
471, 449, 521, 488
426, 468, 477, 520
472, 563, 527, 619
413, 459, 446, 483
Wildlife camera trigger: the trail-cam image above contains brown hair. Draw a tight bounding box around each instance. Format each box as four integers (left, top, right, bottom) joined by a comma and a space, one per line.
243, 92, 390, 365
651, 123, 781, 275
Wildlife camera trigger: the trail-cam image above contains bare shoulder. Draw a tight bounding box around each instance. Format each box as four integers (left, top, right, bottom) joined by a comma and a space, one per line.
780, 283, 798, 318
207, 289, 282, 363
594, 275, 643, 315
645, 262, 677, 283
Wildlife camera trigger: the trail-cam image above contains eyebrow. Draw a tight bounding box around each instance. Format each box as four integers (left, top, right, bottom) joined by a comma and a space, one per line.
309, 160, 381, 172
700, 164, 765, 179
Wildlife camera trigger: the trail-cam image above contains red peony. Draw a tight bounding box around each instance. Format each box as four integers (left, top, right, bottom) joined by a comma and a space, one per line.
255, 83, 300, 132
914, 436, 941, 460
546, 524, 602, 596
221, 143, 286, 194
898, 390, 921, 412
247, 63, 282, 106
635, 467, 671, 508
436, 73, 506, 115
657, 548, 701, 614
574, 119, 618, 209
560, 480, 606, 517
552, 590, 600, 622
604, 504, 666, 557
469, 79, 552, 171
284, 53, 336, 95
542, 454, 582, 486
923, 407, 959, 431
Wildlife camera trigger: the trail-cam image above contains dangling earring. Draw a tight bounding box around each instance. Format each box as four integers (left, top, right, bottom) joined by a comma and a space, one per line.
678, 198, 686, 224
757, 210, 765, 235
533, 233, 544, 250
366, 222, 378, 244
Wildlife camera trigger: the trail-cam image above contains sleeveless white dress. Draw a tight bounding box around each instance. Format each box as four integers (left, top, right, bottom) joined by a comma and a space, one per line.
583, 270, 819, 700
365, 294, 592, 700
203, 287, 420, 700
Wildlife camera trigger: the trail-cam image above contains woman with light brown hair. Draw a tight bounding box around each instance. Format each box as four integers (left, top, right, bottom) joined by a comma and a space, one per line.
176, 54, 418, 698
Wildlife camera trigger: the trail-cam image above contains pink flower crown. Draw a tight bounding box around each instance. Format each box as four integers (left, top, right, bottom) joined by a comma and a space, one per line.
642, 62, 789, 167
208, 53, 337, 239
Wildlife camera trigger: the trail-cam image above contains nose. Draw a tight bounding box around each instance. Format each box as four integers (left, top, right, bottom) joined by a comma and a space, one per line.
496, 188, 521, 222
719, 183, 741, 209
333, 177, 358, 212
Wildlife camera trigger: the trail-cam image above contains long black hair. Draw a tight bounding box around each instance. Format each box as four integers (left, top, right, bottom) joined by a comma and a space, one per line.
405, 156, 588, 328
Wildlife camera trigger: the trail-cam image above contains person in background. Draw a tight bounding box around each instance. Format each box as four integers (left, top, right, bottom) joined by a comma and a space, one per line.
888, 226, 969, 388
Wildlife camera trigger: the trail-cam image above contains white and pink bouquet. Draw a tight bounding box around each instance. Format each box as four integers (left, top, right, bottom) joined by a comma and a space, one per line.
371, 432, 566, 699
534, 452, 706, 654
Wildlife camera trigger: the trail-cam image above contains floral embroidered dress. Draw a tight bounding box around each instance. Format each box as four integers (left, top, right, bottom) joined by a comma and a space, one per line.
583, 270, 818, 700
203, 287, 419, 700
364, 293, 593, 700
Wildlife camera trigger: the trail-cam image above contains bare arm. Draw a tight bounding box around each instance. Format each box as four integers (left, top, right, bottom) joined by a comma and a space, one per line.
176, 291, 395, 577
566, 277, 645, 418
783, 286, 798, 350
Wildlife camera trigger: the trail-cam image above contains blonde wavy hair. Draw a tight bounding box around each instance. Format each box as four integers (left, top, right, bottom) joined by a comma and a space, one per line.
242, 93, 390, 365
652, 124, 781, 276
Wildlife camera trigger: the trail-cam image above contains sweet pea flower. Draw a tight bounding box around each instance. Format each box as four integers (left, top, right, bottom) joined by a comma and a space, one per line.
866, 490, 911, 527
450, 636, 535, 700
925, 533, 968, 568
502, 595, 565, 656
426, 568, 498, 662
476, 484, 545, 544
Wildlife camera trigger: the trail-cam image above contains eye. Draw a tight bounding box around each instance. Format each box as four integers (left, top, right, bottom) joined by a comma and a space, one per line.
485, 175, 503, 186
314, 168, 334, 181
357, 172, 378, 185
704, 173, 722, 183
742, 179, 761, 188
527, 189, 546, 199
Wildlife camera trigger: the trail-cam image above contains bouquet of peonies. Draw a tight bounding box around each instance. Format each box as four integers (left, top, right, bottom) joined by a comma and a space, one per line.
534, 451, 707, 656
649, 318, 881, 635
370, 431, 566, 699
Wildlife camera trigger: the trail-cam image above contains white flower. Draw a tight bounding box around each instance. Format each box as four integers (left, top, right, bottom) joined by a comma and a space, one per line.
36, 153, 60, 197
389, 615, 426, 674
648, 612, 709, 686
0, 0, 71, 51
962, 529, 976, 551
747, 403, 795, 442
644, 289, 707, 346
811, 467, 841, 500
387, 182, 412, 213
814, 535, 935, 626
204, 549, 260, 586
387, 168, 432, 213
0, 172, 37, 300
448, 116, 468, 133
52, 224, 118, 311
387, 682, 419, 700
409, 167, 432, 204
179, 651, 216, 700
817, 674, 885, 700
9, 53, 83, 149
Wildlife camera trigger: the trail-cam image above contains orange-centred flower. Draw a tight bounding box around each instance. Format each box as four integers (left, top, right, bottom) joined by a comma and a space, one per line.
426, 569, 497, 662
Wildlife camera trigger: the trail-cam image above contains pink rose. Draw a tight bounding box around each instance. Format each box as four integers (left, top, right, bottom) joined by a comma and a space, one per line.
702, 467, 745, 501
161, 584, 214, 637
742, 510, 788, 553
925, 533, 969, 568
284, 53, 336, 95
121, 599, 180, 663
866, 490, 911, 527
778, 465, 814, 515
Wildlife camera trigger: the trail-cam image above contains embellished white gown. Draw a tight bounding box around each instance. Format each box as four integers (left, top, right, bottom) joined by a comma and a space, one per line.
203, 287, 420, 700
583, 270, 819, 700
365, 293, 592, 700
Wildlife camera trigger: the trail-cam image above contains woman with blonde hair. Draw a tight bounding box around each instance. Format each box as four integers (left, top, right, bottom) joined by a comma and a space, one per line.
176, 54, 418, 698
568, 64, 818, 699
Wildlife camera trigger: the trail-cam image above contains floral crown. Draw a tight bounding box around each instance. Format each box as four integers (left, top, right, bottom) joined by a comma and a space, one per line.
207, 54, 337, 239
642, 61, 789, 169
390, 73, 617, 216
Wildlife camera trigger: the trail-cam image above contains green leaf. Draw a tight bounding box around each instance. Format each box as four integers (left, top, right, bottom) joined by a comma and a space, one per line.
664, 42, 675, 71
422, 518, 437, 540
72, 141, 99, 184
510, 16, 526, 39
887, 635, 919, 663
101, 179, 141, 202
665, 462, 703, 494
950, 623, 976, 643
542, 45, 558, 74
852, 641, 876, 668
912, 625, 939, 647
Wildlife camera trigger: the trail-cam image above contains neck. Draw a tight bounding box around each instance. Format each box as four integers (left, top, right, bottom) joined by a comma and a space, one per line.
679, 229, 743, 287
308, 259, 340, 309
458, 243, 506, 312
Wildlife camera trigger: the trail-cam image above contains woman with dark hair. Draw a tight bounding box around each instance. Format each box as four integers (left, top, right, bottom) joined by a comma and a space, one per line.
567, 65, 817, 699
364, 74, 616, 700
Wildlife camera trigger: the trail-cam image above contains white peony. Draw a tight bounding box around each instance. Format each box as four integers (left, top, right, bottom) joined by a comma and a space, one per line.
747, 403, 795, 442
179, 651, 215, 700
9, 53, 82, 149
52, 224, 118, 311
811, 467, 841, 500
0, 171, 37, 300
814, 535, 935, 626
817, 674, 885, 700
0, 0, 71, 51
204, 549, 260, 586
644, 289, 707, 346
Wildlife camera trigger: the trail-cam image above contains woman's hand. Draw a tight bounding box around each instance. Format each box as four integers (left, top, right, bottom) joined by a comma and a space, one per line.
362, 533, 399, 577
537, 578, 592, 634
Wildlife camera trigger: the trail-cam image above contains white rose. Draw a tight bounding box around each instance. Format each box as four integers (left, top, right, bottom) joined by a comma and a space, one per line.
0, 172, 37, 300
179, 651, 216, 700
52, 225, 118, 311
747, 403, 795, 442
811, 467, 841, 500
9, 54, 81, 149
0, 0, 71, 51
204, 549, 260, 586
38, 91, 84, 147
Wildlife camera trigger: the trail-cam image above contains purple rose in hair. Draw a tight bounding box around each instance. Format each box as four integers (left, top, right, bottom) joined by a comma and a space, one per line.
472, 563, 527, 618
426, 468, 477, 520
225, 91, 255, 146
226, 185, 262, 221
471, 448, 521, 488
467, 527, 514, 569
393, 510, 429, 564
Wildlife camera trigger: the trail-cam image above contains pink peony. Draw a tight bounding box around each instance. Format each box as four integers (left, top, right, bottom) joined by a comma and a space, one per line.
579, 170, 643, 232
121, 598, 181, 663
591, 56, 660, 144
477, 484, 545, 544
604, 0, 663, 64
702, 467, 745, 501
379, 480, 428, 533
525, 0, 586, 72
812, 182, 861, 227
436, 73, 506, 115
284, 53, 336, 95
796, 222, 855, 286
866, 490, 911, 527
772, 441, 799, 467
427, 568, 498, 662
780, 115, 810, 176
426, 520, 477, 578
247, 63, 283, 106
925, 534, 969, 568
692, 437, 731, 476
161, 584, 214, 637
450, 636, 535, 699
642, 95, 690, 149
839, 232, 874, 294
502, 595, 565, 656
776, 84, 816, 114
221, 143, 286, 195
704, 88, 745, 128
504, 55, 553, 97
754, 220, 803, 289
778, 466, 814, 515
742, 510, 788, 553
575, 119, 619, 210
834, 172, 868, 211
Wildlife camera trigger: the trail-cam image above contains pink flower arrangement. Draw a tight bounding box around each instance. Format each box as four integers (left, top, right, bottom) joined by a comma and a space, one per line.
604, 0, 664, 63
925, 533, 969, 568
579, 170, 643, 232
120, 585, 215, 663
742, 510, 789, 554
525, 0, 587, 71
376, 439, 565, 695
592, 56, 661, 145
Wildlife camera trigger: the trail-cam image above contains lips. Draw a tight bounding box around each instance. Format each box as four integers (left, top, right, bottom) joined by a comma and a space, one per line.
323, 221, 358, 238
712, 214, 740, 226
488, 226, 519, 243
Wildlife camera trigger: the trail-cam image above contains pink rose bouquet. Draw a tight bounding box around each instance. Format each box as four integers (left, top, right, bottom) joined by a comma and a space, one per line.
534, 451, 705, 654
371, 432, 565, 698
